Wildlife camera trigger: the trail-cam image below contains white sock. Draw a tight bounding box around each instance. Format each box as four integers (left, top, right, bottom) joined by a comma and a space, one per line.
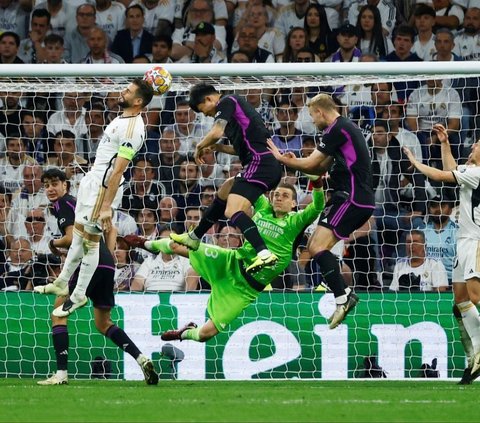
459, 301, 480, 353
70, 240, 99, 301
136, 354, 146, 365
56, 370, 68, 379
456, 316, 474, 362
57, 229, 84, 283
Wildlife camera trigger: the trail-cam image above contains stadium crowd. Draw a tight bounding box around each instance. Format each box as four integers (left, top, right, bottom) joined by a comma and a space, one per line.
0, 0, 479, 292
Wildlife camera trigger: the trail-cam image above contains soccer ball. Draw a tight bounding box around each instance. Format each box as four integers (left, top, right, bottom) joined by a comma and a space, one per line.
143, 66, 172, 96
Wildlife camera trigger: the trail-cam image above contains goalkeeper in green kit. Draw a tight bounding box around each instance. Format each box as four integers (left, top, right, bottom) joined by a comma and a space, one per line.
124, 175, 325, 342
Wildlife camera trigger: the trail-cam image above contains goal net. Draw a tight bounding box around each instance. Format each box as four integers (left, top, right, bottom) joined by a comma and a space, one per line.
0, 62, 478, 381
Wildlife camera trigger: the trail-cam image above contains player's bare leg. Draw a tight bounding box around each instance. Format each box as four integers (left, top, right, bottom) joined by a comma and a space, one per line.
462, 279, 480, 376
161, 320, 218, 343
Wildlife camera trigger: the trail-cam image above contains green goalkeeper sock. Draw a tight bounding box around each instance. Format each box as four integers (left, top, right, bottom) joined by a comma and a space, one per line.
146, 238, 173, 254
182, 327, 201, 341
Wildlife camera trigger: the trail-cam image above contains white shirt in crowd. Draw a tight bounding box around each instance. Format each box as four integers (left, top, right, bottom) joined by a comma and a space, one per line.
389, 257, 449, 292
135, 254, 191, 291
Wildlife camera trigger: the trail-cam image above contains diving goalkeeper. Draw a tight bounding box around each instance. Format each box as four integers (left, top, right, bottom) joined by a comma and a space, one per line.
125, 177, 325, 341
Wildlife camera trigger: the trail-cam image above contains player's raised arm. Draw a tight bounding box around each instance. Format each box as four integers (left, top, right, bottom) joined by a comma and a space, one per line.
433, 123, 457, 171
267, 139, 331, 174
403, 147, 456, 183
194, 120, 228, 164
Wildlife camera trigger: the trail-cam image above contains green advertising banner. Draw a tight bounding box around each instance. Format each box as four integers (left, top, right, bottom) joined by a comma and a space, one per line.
0, 291, 466, 380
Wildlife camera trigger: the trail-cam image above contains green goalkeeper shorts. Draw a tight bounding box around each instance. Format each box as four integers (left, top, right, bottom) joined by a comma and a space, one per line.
189, 243, 260, 332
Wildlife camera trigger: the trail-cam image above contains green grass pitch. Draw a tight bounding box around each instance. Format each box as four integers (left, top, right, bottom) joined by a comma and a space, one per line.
1, 379, 480, 422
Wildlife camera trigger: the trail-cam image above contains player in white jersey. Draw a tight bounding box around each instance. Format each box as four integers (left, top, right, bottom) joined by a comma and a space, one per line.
40, 78, 154, 317
404, 123, 480, 384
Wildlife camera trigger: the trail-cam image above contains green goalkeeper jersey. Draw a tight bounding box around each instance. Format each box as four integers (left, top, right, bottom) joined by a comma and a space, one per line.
235, 188, 325, 286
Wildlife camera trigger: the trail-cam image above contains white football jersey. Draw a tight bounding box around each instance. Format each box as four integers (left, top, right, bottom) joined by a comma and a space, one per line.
90, 114, 145, 185
136, 254, 191, 291
453, 165, 480, 240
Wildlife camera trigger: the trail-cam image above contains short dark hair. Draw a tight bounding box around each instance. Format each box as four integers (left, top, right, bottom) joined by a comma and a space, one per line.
189, 83, 219, 113
394, 25, 416, 43
126, 4, 143, 17
41, 168, 68, 183
0, 31, 20, 47
373, 119, 389, 131
54, 130, 76, 140
153, 34, 173, 49
44, 33, 64, 46
413, 3, 436, 18
32, 8, 51, 23
0, 186, 12, 204
132, 77, 154, 107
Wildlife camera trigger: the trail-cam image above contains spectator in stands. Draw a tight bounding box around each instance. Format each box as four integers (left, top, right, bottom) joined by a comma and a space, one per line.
172, 158, 202, 220
422, 192, 457, 283
157, 127, 185, 195
348, 81, 393, 141
197, 148, 225, 189
0, 31, 23, 64
433, 27, 462, 61
383, 25, 422, 101
169, 100, 205, 155
347, 0, 397, 36
81, 26, 124, 63
327, 23, 361, 62
271, 99, 303, 156
406, 79, 462, 162
230, 49, 250, 63
371, 120, 427, 267
290, 86, 316, 135
104, 91, 121, 123
0, 138, 37, 194
111, 4, 153, 63
24, 208, 52, 256
122, 155, 166, 216
0, 186, 12, 249
281, 26, 307, 63
454, 7, 480, 61
150, 35, 173, 63
94, 0, 125, 44
356, 4, 393, 57
433, 0, 464, 32
295, 47, 316, 63
177, 21, 225, 63
1, 238, 38, 291
136, 208, 160, 241
242, 87, 275, 132
43, 34, 66, 64
304, 3, 335, 62
176, 0, 228, 28
158, 196, 182, 232
183, 206, 202, 233
382, 102, 423, 162
171, 0, 227, 61
215, 224, 243, 249
139, 0, 175, 37
223, 157, 243, 179
113, 237, 138, 292
412, 3, 437, 61
64, 3, 97, 64
277, 0, 335, 38
389, 229, 449, 292
46, 91, 89, 140
130, 226, 196, 291
114, 209, 138, 238
9, 164, 47, 239
0, 0, 29, 40
46, 130, 88, 197
0, 91, 23, 137
77, 101, 107, 162
240, 4, 284, 61
34, 0, 76, 37
232, 0, 277, 35
18, 8, 50, 64
200, 185, 215, 208
233, 24, 274, 63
